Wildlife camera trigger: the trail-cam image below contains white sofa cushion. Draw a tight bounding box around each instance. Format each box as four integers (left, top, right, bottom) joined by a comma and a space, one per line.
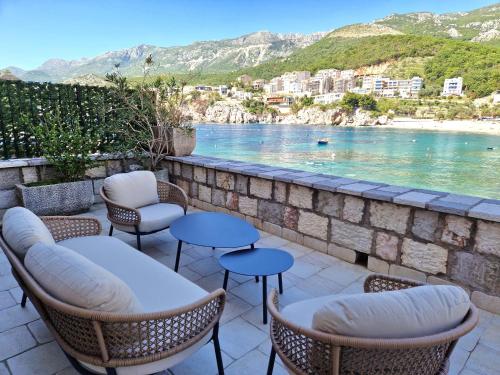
59, 236, 208, 312
113, 203, 184, 233
310, 285, 470, 339
2, 207, 55, 259
25, 242, 142, 313
104, 171, 159, 209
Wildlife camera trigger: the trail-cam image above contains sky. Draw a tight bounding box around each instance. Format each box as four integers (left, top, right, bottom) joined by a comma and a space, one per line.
0, 0, 497, 70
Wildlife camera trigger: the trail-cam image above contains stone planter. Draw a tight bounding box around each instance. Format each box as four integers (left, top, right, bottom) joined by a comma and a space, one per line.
170, 128, 196, 156
16, 180, 94, 215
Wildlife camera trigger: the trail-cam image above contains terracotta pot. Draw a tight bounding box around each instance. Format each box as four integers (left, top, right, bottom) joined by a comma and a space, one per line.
170, 128, 196, 156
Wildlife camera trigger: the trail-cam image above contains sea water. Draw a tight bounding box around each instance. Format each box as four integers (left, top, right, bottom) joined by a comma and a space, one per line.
194, 123, 500, 199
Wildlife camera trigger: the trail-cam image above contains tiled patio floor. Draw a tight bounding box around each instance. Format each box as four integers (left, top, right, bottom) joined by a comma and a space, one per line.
0, 204, 499, 375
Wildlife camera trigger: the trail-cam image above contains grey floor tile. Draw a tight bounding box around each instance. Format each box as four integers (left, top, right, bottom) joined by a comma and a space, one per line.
0, 326, 37, 361
170, 343, 233, 375
219, 318, 267, 359
224, 349, 288, 375
27, 319, 54, 344
7, 342, 69, 375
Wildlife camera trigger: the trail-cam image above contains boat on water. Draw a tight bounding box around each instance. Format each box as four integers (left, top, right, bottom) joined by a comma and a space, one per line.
318, 138, 329, 145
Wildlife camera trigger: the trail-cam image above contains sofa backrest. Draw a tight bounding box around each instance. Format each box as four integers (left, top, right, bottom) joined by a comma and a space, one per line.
1, 206, 55, 259
103, 171, 159, 209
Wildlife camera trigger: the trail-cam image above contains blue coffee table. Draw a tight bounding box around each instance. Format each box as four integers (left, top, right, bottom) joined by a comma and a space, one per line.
170, 212, 260, 272
219, 248, 294, 324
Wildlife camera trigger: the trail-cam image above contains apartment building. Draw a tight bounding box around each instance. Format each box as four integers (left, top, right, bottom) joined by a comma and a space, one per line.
237, 74, 253, 86
362, 76, 423, 98
442, 77, 463, 97
313, 92, 345, 104
252, 79, 266, 90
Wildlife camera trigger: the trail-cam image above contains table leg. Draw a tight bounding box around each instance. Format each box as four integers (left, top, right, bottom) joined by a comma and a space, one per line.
174, 240, 183, 272
278, 273, 283, 294
262, 275, 268, 324
255, 276, 259, 283
223, 270, 229, 291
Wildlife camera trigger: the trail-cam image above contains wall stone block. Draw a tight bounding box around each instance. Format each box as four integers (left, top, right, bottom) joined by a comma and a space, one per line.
249, 178, 272, 199
212, 189, 226, 207
289, 185, 313, 209
181, 164, 193, 180
173, 162, 181, 176
298, 211, 328, 240
274, 181, 287, 203
368, 256, 389, 274
330, 218, 373, 253
411, 210, 439, 241
258, 201, 284, 226
450, 251, 499, 294
21, 167, 38, 184
235, 174, 248, 195
342, 196, 365, 223
328, 243, 356, 263
283, 206, 299, 230
193, 167, 206, 183
225, 192, 239, 211
474, 221, 500, 257
216, 172, 235, 190
369, 202, 410, 234
206, 168, 215, 186
389, 264, 427, 282
375, 232, 399, 261
303, 236, 328, 253
176, 179, 190, 198
441, 215, 472, 247
239, 196, 258, 216
198, 185, 212, 203
316, 191, 342, 217
401, 239, 447, 274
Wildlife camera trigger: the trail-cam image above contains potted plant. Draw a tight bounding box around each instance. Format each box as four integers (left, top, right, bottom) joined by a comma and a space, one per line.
106, 56, 195, 173
16, 109, 101, 215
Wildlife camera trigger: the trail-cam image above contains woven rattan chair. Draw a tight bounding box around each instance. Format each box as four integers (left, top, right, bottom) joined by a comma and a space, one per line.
0, 216, 226, 375
267, 274, 478, 375
100, 171, 188, 251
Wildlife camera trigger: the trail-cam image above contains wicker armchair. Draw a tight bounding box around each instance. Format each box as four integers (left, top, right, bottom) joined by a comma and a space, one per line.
267, 274, 479, 375
100, 174, 188, 251
0, 216, 226, 375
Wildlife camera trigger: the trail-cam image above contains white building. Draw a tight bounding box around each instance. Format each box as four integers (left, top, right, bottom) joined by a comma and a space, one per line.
313, 92, 344, 104
218, 85, 228, 96
442, 77, 463, 97
362, 76, 423, 97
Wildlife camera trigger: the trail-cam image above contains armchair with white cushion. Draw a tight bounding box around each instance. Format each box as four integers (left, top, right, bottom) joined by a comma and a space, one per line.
100, 171, 188, 250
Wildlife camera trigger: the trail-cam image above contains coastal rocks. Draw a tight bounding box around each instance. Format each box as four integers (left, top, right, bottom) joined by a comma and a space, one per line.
204, 102, 258, 123
284, 107, 344, 125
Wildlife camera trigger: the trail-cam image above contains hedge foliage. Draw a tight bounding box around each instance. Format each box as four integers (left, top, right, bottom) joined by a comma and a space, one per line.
0, 80, 125, 159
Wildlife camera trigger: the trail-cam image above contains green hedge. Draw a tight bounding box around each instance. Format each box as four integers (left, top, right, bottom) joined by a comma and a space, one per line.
0, 80, 124, 159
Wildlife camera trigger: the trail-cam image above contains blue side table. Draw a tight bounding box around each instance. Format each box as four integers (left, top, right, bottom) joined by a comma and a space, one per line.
219, 248, 294, 324
170, 212, 260, 272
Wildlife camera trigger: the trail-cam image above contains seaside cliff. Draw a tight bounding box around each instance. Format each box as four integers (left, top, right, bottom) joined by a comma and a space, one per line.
185, 102, 389, 126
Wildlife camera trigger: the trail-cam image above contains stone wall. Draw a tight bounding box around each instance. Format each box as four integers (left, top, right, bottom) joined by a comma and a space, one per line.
0, 156, 144, 218
166, 155, 500, 313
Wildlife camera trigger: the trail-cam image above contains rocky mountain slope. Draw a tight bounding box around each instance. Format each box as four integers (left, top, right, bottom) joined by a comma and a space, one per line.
8, 31, 325, 83
373, 3, 500, 45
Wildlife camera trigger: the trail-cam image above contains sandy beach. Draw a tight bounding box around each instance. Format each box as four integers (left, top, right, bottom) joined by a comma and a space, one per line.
382, 118, 500, 135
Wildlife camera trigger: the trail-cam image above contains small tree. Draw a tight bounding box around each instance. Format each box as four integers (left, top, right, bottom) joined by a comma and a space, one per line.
30, 109, 102, 183
106, 56, 192, 171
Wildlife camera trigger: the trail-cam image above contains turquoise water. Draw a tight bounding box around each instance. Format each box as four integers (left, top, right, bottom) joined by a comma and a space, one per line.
194, 123, 500, 199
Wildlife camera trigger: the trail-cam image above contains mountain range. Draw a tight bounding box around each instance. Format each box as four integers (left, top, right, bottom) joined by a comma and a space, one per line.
2, 3, 499, 86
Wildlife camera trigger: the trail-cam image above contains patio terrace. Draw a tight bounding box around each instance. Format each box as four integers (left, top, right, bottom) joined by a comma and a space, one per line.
0, 204, 499, 375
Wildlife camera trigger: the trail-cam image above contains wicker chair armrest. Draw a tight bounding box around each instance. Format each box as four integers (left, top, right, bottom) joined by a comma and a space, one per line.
267, 289, 336, 375
364, 273, 425, 293
157, 180, 188, 212
100, 187, 141, 226
41, 216, 102, 242
84, 289, 226, 366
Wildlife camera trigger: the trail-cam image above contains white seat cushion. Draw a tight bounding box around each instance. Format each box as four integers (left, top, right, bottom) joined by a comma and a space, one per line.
2, 207, 55, 259
59, 236, 208, 312
113, 203, 185, 233
25, 242, 142, 313
104, 171, 159, 209
309, 286, 470, 339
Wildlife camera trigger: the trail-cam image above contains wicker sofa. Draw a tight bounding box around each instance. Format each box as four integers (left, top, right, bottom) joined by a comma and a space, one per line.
267, 274, 478, 375
100, 170, 188, 251
0, 210, 226, 375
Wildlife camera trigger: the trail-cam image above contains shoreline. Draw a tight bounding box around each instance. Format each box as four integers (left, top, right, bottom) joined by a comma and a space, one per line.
198, 118, 500, 135
378, 118, 500, 135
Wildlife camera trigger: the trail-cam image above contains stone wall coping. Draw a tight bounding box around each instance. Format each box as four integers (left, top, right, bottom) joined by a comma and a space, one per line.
0, 153, 139, 170
166, 154, 500, 223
